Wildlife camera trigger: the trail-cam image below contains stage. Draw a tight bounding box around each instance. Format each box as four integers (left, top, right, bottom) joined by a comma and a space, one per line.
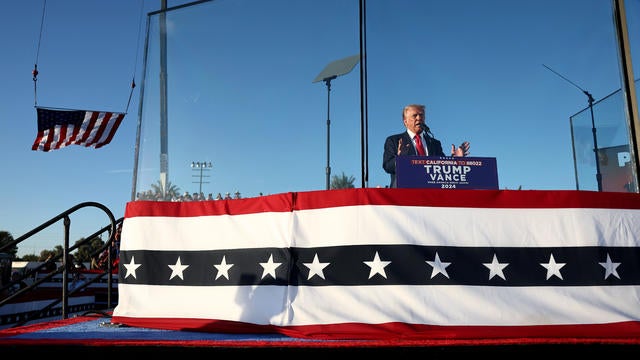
1, 312, 639, 355
3, 188, 640, 355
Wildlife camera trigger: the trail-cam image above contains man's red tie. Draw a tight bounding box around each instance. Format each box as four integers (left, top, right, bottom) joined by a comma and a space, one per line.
414, 134, 426, 156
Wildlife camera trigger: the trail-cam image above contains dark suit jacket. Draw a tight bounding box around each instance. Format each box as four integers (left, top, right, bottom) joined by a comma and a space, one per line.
383, 131, 445, 188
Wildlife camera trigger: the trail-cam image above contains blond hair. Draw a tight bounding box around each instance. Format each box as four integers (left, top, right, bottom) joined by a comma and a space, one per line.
402, 104, 425, 120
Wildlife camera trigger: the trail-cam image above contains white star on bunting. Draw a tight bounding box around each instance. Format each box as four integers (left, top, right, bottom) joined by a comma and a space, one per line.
599, 253, 621, 280
426, 252, 451, 279
363, 251, 391, 279
540, 253, 565, 280
214, 255, 234, 280
259, 254, 282, 279
303, 253, 330, 280
483, 254, 509, 280
168, 257, 189, 280
124, 256, 141, 279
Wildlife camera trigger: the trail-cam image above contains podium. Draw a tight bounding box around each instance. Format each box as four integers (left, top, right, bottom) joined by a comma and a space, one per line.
396, 155, 499, 190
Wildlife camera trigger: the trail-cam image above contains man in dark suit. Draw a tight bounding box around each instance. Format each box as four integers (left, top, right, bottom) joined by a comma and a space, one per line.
383, 104, 470, 188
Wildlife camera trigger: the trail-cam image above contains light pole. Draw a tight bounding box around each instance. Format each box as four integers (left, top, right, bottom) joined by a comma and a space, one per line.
191, 161, 212, 194
313, 54, 360, 190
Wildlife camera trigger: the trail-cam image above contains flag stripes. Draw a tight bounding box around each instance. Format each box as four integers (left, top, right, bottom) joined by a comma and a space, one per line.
31, 107, 125, 151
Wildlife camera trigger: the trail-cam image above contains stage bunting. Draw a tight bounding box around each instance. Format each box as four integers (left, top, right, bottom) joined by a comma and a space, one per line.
112, 188, 640, 341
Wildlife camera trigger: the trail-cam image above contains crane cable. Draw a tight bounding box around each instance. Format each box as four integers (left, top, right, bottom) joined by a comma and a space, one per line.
32, 0, 144, 112
125, 0, 146, 113
32, 0, 47, 107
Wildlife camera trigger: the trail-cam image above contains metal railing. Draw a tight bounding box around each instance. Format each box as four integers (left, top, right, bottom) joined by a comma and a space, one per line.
0, 202, 119, 328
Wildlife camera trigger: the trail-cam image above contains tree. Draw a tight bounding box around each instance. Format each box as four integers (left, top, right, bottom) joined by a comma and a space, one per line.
0, 231, 18, 259
331, 172, 356, 189
21, 254, 39, 261
150, 179, 181, 200
74, 236, 105, 263
38, 247, 62, 262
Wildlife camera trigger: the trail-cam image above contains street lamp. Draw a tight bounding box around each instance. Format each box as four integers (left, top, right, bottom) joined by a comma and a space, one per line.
191, 161, 212, 194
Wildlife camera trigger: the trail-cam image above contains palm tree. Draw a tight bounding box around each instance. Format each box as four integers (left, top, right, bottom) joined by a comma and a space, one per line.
149, 179, 181, 200
331, 172, 356, 189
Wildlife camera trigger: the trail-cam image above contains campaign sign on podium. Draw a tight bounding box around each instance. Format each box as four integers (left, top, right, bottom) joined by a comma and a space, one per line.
396, 156, 499, 190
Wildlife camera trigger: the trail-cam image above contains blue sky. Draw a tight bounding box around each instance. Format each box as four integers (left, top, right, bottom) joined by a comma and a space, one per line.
1, 0, 638, 257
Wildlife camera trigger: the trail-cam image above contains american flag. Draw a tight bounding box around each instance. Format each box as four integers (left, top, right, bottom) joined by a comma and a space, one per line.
111, 188, 640, 341
31, 107, 125, 152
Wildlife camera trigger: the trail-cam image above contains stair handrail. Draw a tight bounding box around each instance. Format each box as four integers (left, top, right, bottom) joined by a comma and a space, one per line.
0, 201, 117, 327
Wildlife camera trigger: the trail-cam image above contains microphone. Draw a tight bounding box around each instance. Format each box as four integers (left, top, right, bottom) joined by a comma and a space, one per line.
418, 123, 431, 135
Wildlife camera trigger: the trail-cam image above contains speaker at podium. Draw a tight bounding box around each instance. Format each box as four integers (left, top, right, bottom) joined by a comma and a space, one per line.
396, 155, 499, 190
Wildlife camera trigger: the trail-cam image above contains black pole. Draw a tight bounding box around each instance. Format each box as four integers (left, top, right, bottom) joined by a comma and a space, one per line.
62, 216, 70, 319
543, 64, 602, 191
313, 55, 359, 190
586, 91, 603, 191
107, 236, 113, 309
359, 0, 368, 188
612, 0, 640, 193
159, 0, 169, 195
324, 76, 336, 190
